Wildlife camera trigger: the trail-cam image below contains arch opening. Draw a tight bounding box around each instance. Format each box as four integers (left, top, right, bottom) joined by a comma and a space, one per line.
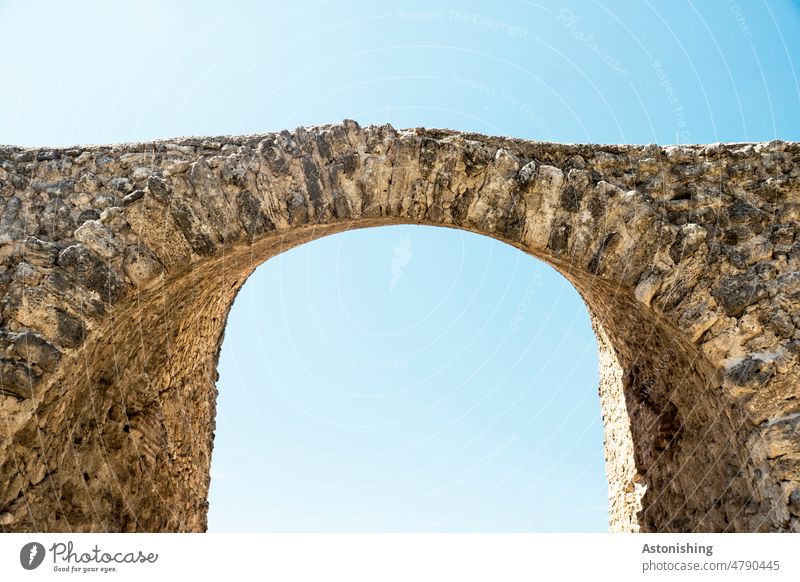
206, 224, 608, 532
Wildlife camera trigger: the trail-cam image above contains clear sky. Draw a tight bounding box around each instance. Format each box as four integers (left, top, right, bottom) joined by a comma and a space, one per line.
1, 0, 798, 532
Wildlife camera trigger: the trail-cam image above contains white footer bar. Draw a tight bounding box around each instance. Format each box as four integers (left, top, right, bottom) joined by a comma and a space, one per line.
1, 533, 796, 581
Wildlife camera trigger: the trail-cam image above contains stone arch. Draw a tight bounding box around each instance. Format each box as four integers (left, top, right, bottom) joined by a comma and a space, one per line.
0, 121, 797, 532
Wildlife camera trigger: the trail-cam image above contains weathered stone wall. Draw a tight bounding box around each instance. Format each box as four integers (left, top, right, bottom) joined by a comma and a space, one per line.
0, 121, 797, 532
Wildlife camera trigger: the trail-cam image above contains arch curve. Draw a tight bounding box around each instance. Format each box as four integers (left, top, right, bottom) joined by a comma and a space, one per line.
0, 121, 797, 532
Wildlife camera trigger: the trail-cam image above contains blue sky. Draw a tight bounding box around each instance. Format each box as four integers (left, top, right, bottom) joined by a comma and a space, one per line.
1, 0, 798, 531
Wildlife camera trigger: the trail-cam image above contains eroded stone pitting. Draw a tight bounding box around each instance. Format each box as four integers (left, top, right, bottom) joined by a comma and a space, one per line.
0, 121, 798, 532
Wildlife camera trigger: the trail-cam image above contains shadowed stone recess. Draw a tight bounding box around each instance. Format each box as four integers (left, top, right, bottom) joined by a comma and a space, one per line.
0, 121, 798, 532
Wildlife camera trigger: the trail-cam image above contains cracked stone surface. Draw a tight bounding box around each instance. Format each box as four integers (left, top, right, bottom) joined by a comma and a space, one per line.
0, 120, 798, 532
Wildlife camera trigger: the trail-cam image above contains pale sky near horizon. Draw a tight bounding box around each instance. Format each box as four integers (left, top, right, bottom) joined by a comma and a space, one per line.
1, 0, 798, 531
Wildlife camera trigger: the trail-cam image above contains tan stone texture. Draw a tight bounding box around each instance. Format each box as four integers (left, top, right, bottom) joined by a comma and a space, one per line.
0, 121, 798, 532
